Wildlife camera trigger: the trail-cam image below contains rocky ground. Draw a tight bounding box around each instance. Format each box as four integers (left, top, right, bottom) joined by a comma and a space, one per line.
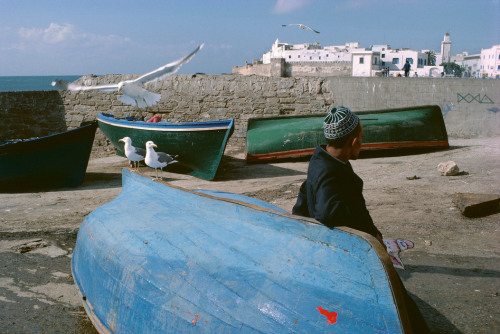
0, 137, 499, 333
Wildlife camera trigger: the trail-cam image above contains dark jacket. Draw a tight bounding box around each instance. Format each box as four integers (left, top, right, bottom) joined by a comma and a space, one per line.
292, 145, 381, 237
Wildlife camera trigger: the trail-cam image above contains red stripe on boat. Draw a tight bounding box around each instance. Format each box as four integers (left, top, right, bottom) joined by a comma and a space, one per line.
246, 141, 449, 162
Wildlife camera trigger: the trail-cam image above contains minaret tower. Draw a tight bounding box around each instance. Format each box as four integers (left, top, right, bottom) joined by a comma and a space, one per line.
441, 32, 452, 63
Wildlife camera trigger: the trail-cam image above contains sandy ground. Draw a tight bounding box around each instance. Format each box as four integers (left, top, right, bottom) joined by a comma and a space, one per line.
0, 137, 499, 333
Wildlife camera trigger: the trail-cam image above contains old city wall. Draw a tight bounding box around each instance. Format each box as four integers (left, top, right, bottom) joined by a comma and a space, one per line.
327, 77, 500, 138
1, 75, 499, 154
285, 62, 351, 77
232, 59, 352, 78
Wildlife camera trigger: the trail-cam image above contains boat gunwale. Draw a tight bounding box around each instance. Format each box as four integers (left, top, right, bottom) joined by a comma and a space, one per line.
0, 122, 97, 154
72, 284, 112, 334
98, 113, 234, 132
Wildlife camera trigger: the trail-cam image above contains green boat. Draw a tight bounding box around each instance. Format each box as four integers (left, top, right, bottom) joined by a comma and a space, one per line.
98, 113, 234, 180
246, 105, 449, 162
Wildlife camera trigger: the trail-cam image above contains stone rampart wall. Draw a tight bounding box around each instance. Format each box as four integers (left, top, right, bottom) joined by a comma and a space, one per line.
232, 59, 351, 77
286, 62, 351, 77
231, 63, 272, 77
61, 74, 333, 153
0, 91, 67, 139
326, 77, 500, 138
1, 75, 499, 155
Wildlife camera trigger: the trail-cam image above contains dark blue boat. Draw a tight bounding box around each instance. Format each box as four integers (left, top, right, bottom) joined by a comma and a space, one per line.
72, 169, 411, 333
0, 122, 97, 191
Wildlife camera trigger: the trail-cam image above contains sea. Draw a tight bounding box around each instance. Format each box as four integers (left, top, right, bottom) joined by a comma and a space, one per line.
0, 75, 82, 92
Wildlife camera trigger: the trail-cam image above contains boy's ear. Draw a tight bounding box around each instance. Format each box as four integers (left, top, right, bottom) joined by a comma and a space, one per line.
350, 135, 358, 148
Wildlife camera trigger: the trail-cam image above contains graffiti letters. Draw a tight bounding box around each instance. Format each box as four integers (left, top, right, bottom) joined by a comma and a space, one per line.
457, 93, 494, 104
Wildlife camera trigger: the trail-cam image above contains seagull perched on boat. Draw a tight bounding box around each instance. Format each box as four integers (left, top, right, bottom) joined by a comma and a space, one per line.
281, 24, 320, 34
51, 43, 204, 109
119, 137, 146, 171
145, 141, 178, 180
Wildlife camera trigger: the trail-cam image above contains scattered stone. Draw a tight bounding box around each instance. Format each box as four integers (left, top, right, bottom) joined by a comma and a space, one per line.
51, 271, 70, 279
437, 161, 460, 176
13, 239, 48, 253
406, 175, 421, 180
425, 240, 432, 246
30, 245, 68, 258
452, 193, 500, 218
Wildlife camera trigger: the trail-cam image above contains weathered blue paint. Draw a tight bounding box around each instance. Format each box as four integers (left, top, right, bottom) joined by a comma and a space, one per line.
72, 169, 409, 333
0, 122, 97, 190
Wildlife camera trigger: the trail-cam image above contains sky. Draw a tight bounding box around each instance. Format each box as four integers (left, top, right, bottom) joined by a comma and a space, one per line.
0, 0, 498, 76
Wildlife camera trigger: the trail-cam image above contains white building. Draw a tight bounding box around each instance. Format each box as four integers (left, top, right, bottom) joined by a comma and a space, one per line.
262, 39, 434, 77
451, 52, 481, 78
376, 48, 429, 76
237, 32, 499, 79
262, 39, 354, 64
354, 33, 450, 77
479, 44, 500, 78
463, 54, 481, 78
449, 44, 500, 78
351, 49, 381, 77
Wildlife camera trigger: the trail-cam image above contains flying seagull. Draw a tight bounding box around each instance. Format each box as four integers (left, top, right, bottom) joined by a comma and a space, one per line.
145, 141, 178, 180
119, 137, 146, 171
51, 43, 204, 109
282, 24, 320, 34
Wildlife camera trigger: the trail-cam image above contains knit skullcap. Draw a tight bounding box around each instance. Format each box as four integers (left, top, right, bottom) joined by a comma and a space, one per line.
323, 106, 359, 139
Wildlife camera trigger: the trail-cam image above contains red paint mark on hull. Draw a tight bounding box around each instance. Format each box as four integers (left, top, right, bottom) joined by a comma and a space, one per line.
316, 306, 338, 324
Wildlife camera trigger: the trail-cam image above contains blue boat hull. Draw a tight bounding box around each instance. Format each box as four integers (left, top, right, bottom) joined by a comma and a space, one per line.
0, 122, 97, 190
72, 169, 410, 333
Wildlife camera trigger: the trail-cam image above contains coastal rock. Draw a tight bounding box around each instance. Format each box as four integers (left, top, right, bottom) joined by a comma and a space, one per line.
437, 161, 459, 176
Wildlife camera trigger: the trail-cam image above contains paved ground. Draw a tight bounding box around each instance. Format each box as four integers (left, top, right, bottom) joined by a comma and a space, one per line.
1, 137, 499, 333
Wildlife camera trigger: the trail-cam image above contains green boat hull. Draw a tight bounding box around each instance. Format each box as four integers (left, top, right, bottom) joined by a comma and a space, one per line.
246, 105, 449, 162
98, 114, 234, 180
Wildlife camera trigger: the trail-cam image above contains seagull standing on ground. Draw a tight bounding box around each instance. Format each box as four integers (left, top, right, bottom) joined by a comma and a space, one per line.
282, 24, 320, 34
51, 43, 204, 109
145, 141, 178, 180
119, 137, 146, 171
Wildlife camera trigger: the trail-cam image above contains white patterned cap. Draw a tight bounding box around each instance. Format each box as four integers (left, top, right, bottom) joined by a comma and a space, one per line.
323, 106, 359, 139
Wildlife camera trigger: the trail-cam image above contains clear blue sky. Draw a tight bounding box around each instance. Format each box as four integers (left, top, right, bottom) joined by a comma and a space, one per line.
1, 0, 498, 76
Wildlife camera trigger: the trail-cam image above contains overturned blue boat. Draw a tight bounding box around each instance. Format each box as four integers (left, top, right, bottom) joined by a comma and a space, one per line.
72, 169, 411, 333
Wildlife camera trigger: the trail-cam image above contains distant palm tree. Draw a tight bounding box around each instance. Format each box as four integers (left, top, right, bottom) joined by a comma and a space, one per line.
425, 51, 436, 66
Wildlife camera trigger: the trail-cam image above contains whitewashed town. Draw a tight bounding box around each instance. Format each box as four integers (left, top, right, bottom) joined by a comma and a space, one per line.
234, 33, 500, 79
